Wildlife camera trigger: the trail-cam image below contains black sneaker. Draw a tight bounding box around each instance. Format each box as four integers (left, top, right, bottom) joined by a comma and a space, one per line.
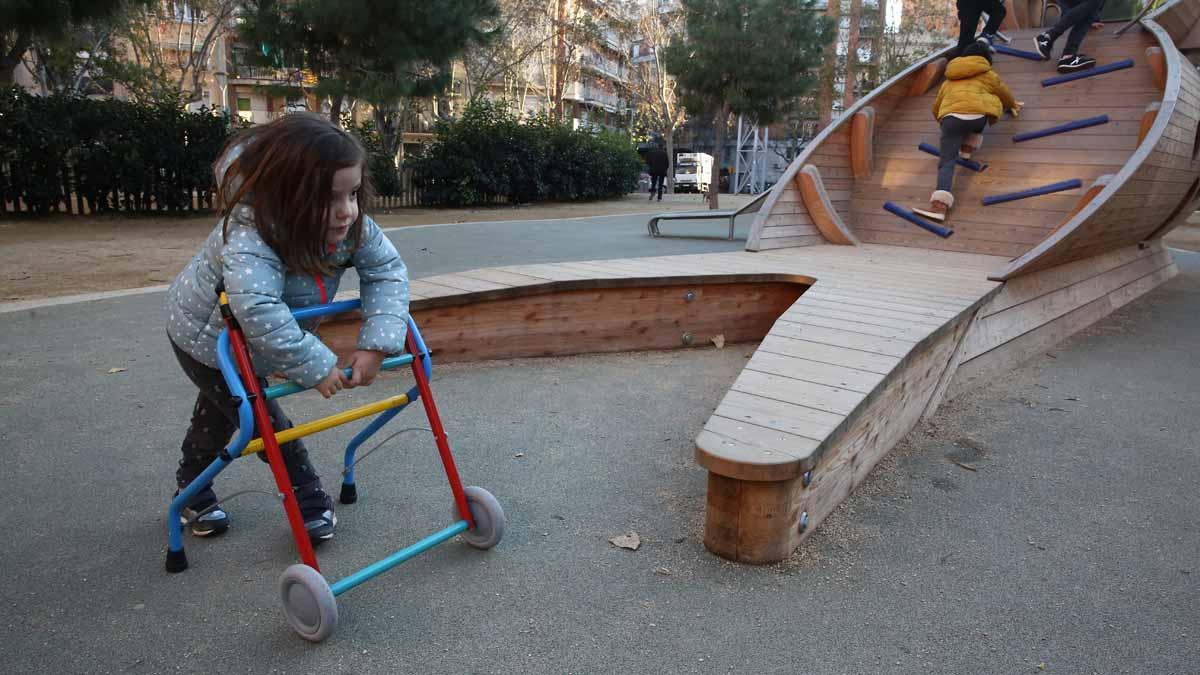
295, 480, 336, 543
976, 34, 997, 52
1034, 32, 1055, 60
177, 487, 230, 537
1057, 54, 1097, 73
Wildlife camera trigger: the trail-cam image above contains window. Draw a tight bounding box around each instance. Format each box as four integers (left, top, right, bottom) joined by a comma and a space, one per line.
237, 97, 251, 112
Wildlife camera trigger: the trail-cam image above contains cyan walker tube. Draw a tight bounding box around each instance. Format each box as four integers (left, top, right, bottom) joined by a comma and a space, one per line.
1042, 58, 1134, 86
330, 520, 470, 596
1012, 115, 1109, 143
982, 179, 1082, 205
993, 44, 1043, 60
264, 354, 415, 400
917, 143, 986, 172
883, 201, 954, 238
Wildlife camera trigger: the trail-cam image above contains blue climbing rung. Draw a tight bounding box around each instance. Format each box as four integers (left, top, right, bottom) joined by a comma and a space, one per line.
883, 201, 954, 238
994, 44, 1043, 61
917, 143, 987, 172
982, 179, 1083, 205
1042, 59, 1134, 87
1013, 115, 1110, 143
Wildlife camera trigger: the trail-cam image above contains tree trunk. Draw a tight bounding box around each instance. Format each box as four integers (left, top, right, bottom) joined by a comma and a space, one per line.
817, 0, 840, 128
708, 104, 729, 210
330, 93, 344, 124
843, 0, 862, 111
373, 105, 401, 162
665, 127, 675, 193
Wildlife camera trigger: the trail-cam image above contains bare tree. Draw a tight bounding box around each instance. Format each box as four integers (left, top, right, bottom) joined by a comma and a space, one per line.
538, 0, 602, 121
117, 0, 238, 104
459, 0, 557, 111
626, 1, 686, 190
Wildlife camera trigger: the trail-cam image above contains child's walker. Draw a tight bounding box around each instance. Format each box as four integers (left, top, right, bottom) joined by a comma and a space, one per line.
165, 289, 505, 642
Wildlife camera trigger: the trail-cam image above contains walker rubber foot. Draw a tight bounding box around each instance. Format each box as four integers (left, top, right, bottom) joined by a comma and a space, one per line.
166, 548, 188, 573
339, 482, 358, 505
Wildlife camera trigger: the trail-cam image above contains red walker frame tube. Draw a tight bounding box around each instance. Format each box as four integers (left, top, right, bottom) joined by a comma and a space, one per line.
406, 330, 475, 531
223, 313, 321, 571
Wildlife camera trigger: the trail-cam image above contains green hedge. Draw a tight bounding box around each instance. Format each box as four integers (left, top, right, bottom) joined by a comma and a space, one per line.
408, 100, 642, 206
0, 87, 233, 215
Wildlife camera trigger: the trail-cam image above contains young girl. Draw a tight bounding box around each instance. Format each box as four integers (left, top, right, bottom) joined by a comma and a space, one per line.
916, 40, 1021, 223
166, 113, 410, 542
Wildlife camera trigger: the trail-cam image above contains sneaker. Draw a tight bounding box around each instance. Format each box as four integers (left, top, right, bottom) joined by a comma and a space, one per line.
976, 35, 997, 53
1034, 32, 1055, 60
959, 144, 975, 160
294, 480, 337, 543
177, 487, 230, 537
1057, 54, 1097, 73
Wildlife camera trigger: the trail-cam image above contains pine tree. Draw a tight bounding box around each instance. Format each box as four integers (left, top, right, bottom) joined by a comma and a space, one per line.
238, 0, 498, 158
663, 0, 833, 209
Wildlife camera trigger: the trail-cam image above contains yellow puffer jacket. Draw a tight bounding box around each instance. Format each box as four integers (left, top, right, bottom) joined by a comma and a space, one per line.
932, 55, 1018, 124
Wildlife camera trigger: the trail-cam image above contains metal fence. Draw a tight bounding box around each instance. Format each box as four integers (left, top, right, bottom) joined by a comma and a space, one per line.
1, 165, 423, 216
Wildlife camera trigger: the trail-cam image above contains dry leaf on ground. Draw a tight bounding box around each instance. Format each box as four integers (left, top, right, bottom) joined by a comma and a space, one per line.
106, 367, 127, 374
609, 532, 640, 550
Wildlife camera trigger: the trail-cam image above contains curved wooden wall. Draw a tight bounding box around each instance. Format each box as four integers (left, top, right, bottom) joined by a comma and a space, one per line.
993, 11, 1200, 279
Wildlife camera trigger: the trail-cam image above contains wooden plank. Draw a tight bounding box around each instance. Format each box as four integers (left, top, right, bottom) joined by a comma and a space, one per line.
851, 106, 876, 179
952, 257, 1178, 396
798, 165, 860, 246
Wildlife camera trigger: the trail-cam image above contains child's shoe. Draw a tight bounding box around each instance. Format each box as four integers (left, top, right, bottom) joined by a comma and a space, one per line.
1057, 54, 1097, 73
1034, 32, 1055, 60
976, 35, 997, 53
913, 190, 954, 222
177, 487, 230, 537
295, 480, 337, 543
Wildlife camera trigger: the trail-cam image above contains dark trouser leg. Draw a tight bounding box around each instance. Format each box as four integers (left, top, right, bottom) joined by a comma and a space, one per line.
1050, 0, 1102, 53
956, 0, 985, 54
981, 0, 1006, 35
651, 174, 664, 199
937, 117, 987, 192
171, 341, 319, 490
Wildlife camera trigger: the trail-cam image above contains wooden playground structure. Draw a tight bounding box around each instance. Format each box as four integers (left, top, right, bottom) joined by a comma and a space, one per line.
321, 0, 1200, 565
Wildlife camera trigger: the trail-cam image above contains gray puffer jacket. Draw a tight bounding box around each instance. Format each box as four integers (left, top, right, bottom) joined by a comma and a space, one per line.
166, 205, 409, 388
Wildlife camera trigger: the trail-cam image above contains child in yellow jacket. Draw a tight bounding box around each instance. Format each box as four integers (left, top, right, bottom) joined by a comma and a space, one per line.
915, 41, 1022, 222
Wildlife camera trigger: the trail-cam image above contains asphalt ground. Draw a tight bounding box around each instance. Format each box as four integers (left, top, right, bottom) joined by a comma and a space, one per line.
0, 214, 1196, 674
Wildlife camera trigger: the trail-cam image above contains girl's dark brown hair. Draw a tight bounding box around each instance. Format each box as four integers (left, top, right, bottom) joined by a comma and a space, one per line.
215, 112, 375, 276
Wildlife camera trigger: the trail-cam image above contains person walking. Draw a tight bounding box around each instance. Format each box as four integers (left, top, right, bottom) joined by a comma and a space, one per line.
1034, 0, 1106, 73
644, 144, 670, 202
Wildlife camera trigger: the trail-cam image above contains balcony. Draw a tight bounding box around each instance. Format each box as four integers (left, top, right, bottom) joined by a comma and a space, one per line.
228, 63, 305, 86
563, 82, 622, 112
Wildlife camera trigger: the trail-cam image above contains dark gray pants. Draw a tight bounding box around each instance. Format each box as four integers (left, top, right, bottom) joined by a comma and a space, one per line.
650, 174, 665, 199
171, 340, 319, 493
1048, 0, 1103, 56
956, 0, 1006, 54
938, 115, 988, 192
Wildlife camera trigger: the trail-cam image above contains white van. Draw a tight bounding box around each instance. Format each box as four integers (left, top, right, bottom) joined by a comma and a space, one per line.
674, 152, 712, 193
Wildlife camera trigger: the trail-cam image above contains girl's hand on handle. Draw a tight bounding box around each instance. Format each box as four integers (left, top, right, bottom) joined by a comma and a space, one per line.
315, 367, 348, 398
346, 350, 385, 387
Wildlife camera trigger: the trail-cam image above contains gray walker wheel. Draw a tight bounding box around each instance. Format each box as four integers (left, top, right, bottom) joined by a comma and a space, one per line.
454, 486, 505, 550
279, 564, 338, 642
